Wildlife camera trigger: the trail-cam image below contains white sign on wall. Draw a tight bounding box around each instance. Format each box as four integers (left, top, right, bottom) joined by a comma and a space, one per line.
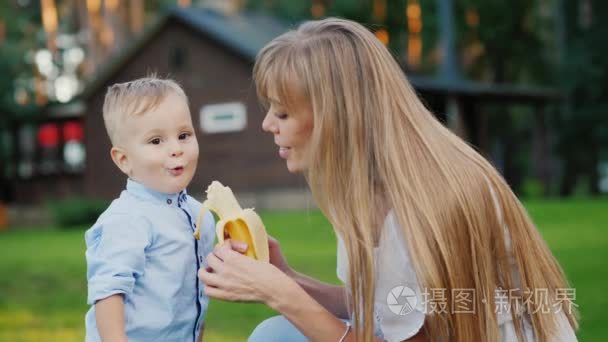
200, 102, 247, 134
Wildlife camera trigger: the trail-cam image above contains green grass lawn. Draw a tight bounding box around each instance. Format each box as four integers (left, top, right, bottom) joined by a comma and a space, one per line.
0, 199, 606, 341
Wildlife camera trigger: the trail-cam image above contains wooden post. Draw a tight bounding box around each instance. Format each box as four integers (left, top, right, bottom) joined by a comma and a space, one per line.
446, 96, 469, 141
0, 203, 7, 230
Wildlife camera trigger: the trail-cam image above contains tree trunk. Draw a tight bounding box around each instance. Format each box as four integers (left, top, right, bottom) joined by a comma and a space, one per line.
589, 141, 600, 195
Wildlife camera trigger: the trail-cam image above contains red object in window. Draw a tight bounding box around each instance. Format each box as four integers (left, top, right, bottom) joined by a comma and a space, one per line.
63, 121, 84, 142
37, 123, 60, 148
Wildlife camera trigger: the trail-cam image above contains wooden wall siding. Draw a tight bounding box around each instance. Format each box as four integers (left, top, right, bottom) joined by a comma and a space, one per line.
13, 175, 84, 204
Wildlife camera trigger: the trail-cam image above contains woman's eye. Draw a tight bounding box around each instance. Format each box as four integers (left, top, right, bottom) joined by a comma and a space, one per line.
276, 113, 288, 120
150, 138, 161, 145
179, 133, 190, 140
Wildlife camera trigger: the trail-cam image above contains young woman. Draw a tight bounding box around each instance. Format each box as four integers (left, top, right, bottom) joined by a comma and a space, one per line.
198, 18, 578, 341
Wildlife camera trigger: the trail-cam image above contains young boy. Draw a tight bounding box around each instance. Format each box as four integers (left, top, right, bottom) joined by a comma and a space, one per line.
84, 77, 215, 342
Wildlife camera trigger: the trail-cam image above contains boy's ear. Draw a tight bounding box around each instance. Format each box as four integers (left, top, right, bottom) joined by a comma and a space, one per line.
110, 146, 131, 176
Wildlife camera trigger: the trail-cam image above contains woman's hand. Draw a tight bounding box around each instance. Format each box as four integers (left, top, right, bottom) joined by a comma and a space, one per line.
222, 235, 294, 276
267, 236, 294, 277
198, 240, 296, 306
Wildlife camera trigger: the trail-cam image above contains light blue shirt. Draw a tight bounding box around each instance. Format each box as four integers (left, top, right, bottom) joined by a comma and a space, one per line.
85, 179, 215, 342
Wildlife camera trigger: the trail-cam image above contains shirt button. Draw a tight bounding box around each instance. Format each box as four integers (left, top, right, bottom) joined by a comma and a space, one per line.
166, 198, 172, 205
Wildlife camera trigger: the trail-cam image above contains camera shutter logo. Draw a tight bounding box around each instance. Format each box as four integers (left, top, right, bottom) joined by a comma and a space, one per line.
387, 286, 418, 315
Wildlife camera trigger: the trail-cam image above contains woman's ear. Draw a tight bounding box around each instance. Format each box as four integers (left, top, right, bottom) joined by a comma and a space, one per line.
110, 146, 131, 176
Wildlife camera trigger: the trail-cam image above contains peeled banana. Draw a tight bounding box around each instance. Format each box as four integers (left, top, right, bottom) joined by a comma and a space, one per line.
194, 181, 269, 262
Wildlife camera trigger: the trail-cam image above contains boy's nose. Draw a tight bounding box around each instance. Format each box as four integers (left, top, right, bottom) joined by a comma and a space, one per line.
170, 142, 183, 157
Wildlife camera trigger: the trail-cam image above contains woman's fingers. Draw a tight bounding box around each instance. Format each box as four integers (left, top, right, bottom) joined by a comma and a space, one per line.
206, 251, 225, 273
199, 249, 290, 304
267, 235, 278, 246
229, 239, 249, 253
264, 235, 292, 275
204, 284, 246, 302
198, 267, 222, 288
211, 241, 230, 262
207, 242, 251, 276
203, 285, 226, 299
214, 239, 247, 261
199, 239, 284, 303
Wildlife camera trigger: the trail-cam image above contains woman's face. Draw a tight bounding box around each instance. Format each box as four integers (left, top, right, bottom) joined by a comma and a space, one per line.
261, 92, 314, 174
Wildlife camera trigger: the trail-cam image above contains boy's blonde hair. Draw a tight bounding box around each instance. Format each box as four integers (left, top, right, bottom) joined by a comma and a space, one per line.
102, 76, 187, 145
255, 18, 577, 342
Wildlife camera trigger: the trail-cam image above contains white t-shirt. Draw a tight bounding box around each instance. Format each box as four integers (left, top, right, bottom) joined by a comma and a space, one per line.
336, 210, 577, 342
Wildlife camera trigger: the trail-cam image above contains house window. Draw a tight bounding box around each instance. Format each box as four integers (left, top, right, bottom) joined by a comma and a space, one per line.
200, 102, 247, 134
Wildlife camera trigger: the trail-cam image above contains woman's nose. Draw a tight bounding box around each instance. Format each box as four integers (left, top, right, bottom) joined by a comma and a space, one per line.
262, 111, 278, 133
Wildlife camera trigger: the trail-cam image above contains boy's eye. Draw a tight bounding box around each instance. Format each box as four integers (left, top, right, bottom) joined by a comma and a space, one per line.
179, 132, 191, 140
276, 112, 288, 120
150, 138, 161, 145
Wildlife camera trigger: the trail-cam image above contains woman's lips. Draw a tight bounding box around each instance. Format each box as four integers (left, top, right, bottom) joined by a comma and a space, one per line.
279, 147, 290, 159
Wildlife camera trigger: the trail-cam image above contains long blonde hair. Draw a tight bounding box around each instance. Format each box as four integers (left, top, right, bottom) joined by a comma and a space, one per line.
254, 18, 578, 341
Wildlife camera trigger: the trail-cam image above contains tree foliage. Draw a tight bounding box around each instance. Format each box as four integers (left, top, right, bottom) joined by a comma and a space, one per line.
556, 0, 608, 195
0, 1, 42, 117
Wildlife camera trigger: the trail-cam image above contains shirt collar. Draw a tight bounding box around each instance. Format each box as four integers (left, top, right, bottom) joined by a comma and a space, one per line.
126, 178, 188, 208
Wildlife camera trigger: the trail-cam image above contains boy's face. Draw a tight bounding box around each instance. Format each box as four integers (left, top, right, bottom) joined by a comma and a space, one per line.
112, 92, 199, 194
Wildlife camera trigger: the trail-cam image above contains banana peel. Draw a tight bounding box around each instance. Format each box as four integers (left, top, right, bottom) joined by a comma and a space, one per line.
194, 181, 269, 262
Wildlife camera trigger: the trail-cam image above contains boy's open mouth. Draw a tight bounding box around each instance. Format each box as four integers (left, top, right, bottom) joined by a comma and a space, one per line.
168, 166, 184, 176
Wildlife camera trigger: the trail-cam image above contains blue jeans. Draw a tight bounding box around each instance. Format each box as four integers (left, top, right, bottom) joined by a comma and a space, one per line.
248, 316, 309, 342
248, 316, 353, 342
